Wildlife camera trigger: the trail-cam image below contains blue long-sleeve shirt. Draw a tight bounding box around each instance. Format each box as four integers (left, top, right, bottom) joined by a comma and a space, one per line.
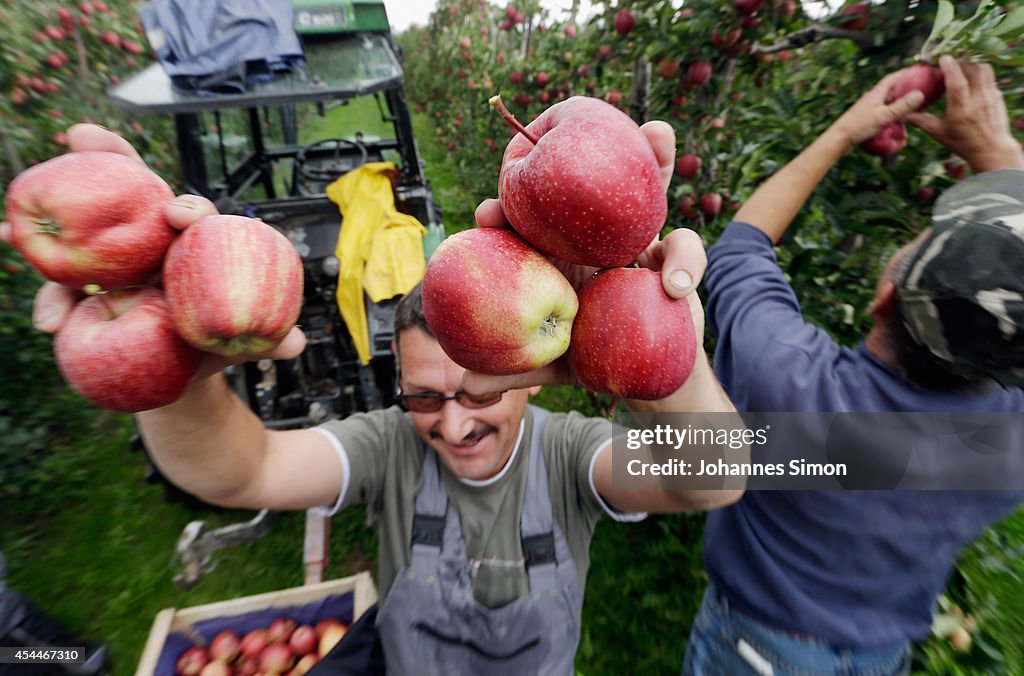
703, 221, 1023, 647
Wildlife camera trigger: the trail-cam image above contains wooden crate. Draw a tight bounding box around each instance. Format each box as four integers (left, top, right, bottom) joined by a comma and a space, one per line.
136, 571, 377, 676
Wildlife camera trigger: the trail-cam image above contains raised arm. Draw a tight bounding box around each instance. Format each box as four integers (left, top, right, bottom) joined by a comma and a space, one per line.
735, 69, 925, 243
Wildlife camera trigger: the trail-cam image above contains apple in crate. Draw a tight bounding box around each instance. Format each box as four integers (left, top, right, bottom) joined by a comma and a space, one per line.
163, 215, 303, 357
175, 646, 210, 675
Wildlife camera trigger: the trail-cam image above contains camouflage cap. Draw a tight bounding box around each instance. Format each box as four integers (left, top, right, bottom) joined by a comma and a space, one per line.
895, 169, 1024, 388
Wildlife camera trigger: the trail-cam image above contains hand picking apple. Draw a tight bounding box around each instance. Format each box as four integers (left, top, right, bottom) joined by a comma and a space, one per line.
861, 63, 944, 156
0, 124, 307, 413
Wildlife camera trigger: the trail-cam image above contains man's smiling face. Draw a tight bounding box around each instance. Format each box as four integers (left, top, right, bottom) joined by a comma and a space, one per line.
397, 327, 533, 481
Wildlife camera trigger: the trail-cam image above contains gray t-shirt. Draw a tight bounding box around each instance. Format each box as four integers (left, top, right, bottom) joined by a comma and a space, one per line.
317, 405, 641, 608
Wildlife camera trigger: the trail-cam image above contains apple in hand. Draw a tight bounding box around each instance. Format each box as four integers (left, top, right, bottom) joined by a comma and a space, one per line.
4, 151, 176, 290
421, 228, 578, 375
569, 268, 697, 400
493, 95, 667, 268
889, 64, 944, 109
54, 287, 203, 413
861, 121, 907, 157
163, 215, 304, 356
863, 64, 944, 155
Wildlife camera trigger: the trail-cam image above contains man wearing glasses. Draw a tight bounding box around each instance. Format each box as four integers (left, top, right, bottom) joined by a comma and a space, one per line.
16, 123, 742, 675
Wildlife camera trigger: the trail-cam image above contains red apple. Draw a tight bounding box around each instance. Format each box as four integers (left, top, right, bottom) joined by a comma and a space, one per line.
314, 619, 347, 638
535, 71, 549, 87
100, 30, 120, 47
318, 624, 348, 658
569, 268, 697, 400
944, 157, 967, 180
564, 24, 577, 38
239, 629, 268, 659
734, 0, 765, 14
4, 151, 176, 290
861, 121, 907, 156
266, 616, 297, 644
54, 287, 203, 412
176, 646, 210, 676
700, 193, 723, 217
657, 57, 680, 78
421, 228, 578, 375
675, 154, 702, 179
288, 625, 317, 656
598, 45, 614, 59
888, 64, 945, 109
679, 196, 699, 219
209, 629, 241, 663
838, 2, 870, 30
235, 655, 258, 676
259, 643, 294, 673
509, 70, 524, 84
686, 61, 712, 87
198, 662, 233, 676
614, 9, 636, 36
289, 653, 319, 675
162, 215, 303, 356
494, 95, 666, 267
915, 187, 935, 205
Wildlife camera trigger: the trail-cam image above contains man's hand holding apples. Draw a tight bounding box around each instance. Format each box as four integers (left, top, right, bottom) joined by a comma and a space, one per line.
1, 124, 307, 399
448, 104, 728, 414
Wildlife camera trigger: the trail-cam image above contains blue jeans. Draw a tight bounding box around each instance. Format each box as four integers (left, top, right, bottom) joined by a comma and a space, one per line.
683, 584, 910, 676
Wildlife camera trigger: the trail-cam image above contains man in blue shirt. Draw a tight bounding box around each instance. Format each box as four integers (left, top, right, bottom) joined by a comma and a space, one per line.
685, 57, 1024, 674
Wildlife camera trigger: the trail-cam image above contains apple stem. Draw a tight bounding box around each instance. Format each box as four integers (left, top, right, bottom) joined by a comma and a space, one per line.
83, 284, 115, 316
489, 94, 540, 146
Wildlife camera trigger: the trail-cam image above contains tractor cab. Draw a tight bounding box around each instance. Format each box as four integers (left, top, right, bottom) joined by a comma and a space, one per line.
108, 0, 440, 587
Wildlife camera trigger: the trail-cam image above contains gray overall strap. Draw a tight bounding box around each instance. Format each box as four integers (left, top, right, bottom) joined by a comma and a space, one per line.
409, 448, 446, 574
520, 406, 559, 593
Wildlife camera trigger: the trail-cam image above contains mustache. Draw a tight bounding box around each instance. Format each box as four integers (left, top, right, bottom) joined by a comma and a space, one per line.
430, 426, 497, 444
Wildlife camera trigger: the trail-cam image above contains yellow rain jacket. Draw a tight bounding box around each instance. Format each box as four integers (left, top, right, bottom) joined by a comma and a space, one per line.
326, 162, 426, 365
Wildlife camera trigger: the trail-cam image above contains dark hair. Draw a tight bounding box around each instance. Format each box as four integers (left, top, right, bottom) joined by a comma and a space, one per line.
394, 282, 433, 339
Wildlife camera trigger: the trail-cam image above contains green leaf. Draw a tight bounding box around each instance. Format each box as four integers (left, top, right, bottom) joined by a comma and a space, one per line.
923, 0, 956, 51
973, 35, 1008, 55
991, 7, 1024, 38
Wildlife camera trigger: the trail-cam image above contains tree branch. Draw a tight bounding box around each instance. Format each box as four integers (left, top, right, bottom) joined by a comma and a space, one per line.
751, 23, 878, 54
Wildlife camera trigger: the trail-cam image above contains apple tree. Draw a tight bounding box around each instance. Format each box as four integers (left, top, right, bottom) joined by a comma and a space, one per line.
400, 0, 1024, 672
0, 0, 177, 503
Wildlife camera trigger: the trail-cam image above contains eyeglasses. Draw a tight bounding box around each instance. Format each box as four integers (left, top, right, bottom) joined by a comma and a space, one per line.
396, 390, 504, 413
